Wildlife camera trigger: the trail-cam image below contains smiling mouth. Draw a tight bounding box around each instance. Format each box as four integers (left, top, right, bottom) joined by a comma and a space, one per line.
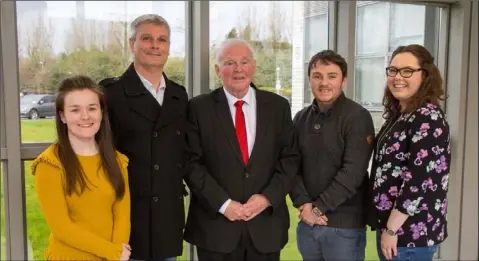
318, 89, 332, 93
233, 76, 246, 80
78, 123, 94, 128
393, 84, 408, 89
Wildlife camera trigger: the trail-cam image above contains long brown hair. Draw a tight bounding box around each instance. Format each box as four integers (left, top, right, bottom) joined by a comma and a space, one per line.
383, 44, 446, 120
55, 75, 125, 199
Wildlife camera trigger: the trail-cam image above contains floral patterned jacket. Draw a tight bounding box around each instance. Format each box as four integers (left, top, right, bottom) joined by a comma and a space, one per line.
371, 103, 451, 247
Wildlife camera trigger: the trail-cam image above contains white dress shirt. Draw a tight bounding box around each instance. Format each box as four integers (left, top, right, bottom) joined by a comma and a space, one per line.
137, 71, 167, 105
219, 86, 257, 214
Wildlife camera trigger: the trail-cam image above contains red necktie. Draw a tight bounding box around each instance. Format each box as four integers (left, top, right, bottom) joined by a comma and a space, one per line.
234, 100, 248, 165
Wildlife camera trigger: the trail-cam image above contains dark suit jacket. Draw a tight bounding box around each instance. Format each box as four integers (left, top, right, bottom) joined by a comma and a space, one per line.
99, 63, 188, 260
183, 85, 300, 254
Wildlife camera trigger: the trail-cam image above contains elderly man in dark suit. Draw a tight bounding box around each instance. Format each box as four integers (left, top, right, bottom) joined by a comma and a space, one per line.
99, 14, 188, 261
183, 38, 300, 261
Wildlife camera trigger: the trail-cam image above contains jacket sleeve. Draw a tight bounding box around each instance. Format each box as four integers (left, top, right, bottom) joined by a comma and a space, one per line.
34, 162, 123, 260
313, 109, 375, 214
394, 108, 451, 216
183, 100, 231, 217
112, 154, 131, 244
261, 100, 301, 211
288, 110, 312, 208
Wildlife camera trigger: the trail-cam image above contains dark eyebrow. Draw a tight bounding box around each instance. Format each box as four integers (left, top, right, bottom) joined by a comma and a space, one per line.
312, 72, 338, 76
389, 66, 416, 70
66, 104, 99, 108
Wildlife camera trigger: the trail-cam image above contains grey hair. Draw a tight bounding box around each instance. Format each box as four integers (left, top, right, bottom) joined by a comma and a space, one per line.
129, 14, 171, 39
215, 38, 255, 64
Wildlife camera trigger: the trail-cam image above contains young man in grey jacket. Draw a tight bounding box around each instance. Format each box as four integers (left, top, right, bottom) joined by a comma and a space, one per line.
290, 50, 375, 261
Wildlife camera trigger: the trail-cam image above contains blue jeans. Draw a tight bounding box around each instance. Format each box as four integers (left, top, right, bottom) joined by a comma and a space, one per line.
296, 221, 366, 261
376, 231, 439, 261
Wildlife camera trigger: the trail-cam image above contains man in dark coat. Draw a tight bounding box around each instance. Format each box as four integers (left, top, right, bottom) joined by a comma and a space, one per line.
183, 38, 301, 261
99, 14, 188, 261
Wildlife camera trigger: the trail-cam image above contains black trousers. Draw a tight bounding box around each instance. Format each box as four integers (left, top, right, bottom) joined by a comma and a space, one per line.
196, 223, 280, 261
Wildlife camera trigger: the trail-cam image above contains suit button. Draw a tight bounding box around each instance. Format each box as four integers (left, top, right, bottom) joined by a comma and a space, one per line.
179, 195, 183, 200
244, 172, 249, 178
177, 163, 182, 168
152, 196, 159, 202
314, 124, 321, 130
154, 164, 160, 171
176, 130, 181, 135
153, 132, 158, 137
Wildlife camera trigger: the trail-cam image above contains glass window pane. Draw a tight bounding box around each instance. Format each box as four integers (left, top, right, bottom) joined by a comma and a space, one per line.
355, 57, 387, 133
356, 2, 389, 55
389, 4, 425, 51
17, 2, 188, 260
210, 1, 329, 113
16, 1, 186, 144
304, 14, 328, 59
354, 2, 443, 133
303, 2, 329, 106
209, 1, 293, 103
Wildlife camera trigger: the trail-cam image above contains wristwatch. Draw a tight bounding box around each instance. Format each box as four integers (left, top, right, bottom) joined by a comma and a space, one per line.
385, 228, 397, 236
312, 206, 324, 217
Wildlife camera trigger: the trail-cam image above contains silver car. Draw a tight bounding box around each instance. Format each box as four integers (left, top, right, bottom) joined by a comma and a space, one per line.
20, 94, 56, 119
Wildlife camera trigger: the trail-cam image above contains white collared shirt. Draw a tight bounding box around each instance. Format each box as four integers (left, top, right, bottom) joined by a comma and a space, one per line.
222, 86, 257, 157
219, 86, 257, 214
137, 72, 167, 105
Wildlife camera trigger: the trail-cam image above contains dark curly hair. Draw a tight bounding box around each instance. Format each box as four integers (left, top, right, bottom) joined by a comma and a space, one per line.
382, 44, 446, 120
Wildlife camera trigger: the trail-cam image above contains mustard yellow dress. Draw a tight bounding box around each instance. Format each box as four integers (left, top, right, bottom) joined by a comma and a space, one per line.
32, 144, 130, 261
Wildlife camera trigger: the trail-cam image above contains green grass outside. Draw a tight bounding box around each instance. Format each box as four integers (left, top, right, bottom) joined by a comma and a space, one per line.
1, 119, 379, 260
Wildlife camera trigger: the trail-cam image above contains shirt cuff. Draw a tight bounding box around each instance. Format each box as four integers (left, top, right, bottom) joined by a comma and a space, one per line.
219, 199, 231, 214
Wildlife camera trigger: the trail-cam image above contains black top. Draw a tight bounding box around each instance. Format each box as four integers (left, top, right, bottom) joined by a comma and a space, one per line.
290, 92, 375, 228
99, 63, 189, 260
369, 103, 451, 247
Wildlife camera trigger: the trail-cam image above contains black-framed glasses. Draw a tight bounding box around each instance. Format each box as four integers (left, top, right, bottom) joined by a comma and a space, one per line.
386, 67, 423, 78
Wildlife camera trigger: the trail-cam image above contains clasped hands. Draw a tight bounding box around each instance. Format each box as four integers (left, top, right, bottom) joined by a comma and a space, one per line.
298, 203, 328, 226
224, 194, 270, 222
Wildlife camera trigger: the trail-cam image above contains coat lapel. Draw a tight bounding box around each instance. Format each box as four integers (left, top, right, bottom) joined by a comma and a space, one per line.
214, 88, 245, 166
154, 75, 185, 130
122, 63, 161, 123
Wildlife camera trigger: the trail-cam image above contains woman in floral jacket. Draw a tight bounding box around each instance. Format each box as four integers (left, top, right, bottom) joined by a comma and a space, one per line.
370, 44, 451, 261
